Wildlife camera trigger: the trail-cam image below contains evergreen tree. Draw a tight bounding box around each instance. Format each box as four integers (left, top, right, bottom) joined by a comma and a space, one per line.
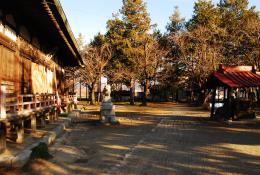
218, 0, 259, 64
166, 6, 185, 34
107, 0, 151, 105
188, 0, 220, 30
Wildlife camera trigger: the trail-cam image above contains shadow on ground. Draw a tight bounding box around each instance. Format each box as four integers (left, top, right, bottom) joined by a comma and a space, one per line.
2, 103, 260, 175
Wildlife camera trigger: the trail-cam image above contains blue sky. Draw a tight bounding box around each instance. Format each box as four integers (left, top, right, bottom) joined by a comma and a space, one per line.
60, 0, 260, 44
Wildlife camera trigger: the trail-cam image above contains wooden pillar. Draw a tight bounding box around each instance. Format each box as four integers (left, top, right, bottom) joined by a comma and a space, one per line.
224, 88, 227, 100
16, 120, 24, 144
0, 122, 6, 153
0, 85, 6, 119
67, 103, 71, 113
36, 112, 46, 128
40, 117, 46, 128
54, 108, 58, 121
0, 85, 8, 151
227, 88, 235, 120
210, 88, 216, 118
40, 113, 46, 128
31, 114, 37, 131
48, 111, 54, 123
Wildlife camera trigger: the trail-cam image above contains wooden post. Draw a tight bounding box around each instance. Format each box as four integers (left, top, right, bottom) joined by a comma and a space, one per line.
0, 85, 6, 119
210, 89, 216, 118
31, 114, 37, 131
40, 114, 46, 128
54, 108, 58, 121
16, 120, 24, 144
0, 122, 6, 153
0, 85, 7, 152
227, 88, 235, 120
48, 107, 54, 123
48, 111, 54, 123
224, 88, 227, 100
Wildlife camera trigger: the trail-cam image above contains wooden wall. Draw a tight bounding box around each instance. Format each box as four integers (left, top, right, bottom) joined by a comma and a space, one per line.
0, 44, 56, 96
0, 11, 64, 97
31, 62, 54, 94
0, 45, 19, 104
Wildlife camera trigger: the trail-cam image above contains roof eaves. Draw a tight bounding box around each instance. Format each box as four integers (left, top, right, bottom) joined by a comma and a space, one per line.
42, 0, 83, 66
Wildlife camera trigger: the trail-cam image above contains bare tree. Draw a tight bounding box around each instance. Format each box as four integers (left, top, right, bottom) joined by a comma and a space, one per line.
80, 43, 112, 104
137, 36, 169, 106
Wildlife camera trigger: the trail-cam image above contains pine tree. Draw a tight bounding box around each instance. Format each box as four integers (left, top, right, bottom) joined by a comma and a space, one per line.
218, 0, 259, 64
166, 6, 185, 34
107, 0, 151, 105
188, 0, 220, 30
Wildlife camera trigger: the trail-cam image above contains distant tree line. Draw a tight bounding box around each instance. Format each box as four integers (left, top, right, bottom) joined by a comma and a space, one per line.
71, 0, 260, 105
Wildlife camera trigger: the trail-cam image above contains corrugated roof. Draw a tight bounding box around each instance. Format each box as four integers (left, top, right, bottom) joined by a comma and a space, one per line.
206, 66, 260, 88
212, 71, 260, 88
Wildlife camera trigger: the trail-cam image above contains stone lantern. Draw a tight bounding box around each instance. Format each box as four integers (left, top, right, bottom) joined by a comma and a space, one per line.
100, 85, 119, 124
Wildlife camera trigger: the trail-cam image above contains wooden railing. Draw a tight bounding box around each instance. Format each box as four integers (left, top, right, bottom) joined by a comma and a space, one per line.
3, 94, 58, 118
0, 85, 77, 119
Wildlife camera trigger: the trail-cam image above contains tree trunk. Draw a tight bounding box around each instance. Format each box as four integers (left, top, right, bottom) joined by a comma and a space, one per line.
130, 79, 135, 105
86, 85, 89, 100
176, 89, 179, 102
210, 89, 216, 118
79, 80, 82, 101
171, 89, 174, 102
142, 79, 149, 106
90, 82, 96, 105
202, 91, 211, 110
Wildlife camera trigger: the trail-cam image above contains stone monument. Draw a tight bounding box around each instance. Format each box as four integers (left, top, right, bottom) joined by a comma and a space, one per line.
100, 85, 119, 124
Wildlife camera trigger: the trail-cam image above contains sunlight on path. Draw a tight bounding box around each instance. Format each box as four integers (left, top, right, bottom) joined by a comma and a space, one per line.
15, 103, 260, 175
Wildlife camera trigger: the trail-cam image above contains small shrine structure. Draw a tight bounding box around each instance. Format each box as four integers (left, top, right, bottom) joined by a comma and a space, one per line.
205, 65, 260, 120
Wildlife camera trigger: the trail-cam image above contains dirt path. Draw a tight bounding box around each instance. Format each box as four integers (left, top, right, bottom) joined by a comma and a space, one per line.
8, 103, 260, 175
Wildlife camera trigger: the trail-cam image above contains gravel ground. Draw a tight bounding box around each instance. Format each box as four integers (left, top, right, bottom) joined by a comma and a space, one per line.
2, 103, 260, 175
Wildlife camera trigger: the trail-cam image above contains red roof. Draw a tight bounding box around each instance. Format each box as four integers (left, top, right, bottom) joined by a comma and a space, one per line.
206, 66, 260, 88
212, 71, 260, 88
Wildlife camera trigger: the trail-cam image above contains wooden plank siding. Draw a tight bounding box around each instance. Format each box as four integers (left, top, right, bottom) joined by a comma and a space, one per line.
0, 34, 57, 97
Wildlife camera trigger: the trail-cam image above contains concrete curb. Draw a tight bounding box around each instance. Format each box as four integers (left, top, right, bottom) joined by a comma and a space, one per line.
0, 118, 72, 168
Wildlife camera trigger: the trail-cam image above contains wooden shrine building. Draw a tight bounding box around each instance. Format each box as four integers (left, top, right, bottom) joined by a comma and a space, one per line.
205, 65, 260, 120
0, 0, 82, 153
